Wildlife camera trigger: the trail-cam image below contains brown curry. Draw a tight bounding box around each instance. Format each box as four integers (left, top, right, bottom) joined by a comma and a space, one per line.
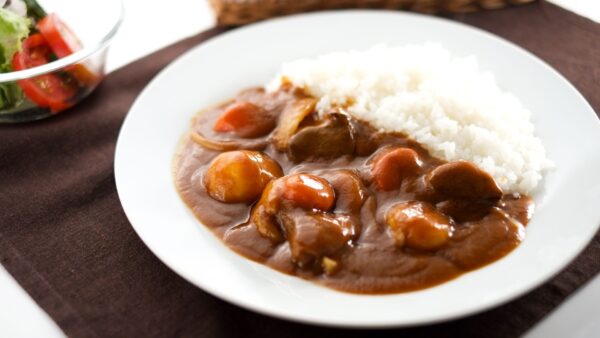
174, 85, 533, 294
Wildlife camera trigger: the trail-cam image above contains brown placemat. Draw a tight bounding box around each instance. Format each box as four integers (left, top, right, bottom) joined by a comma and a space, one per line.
1, 2, 598, 337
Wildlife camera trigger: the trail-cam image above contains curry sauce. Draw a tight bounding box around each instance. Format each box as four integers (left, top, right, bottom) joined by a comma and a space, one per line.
174, 87, 533, 294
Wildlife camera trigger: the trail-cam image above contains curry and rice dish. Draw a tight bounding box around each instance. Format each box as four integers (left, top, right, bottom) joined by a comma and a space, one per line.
174, 44, 551, 294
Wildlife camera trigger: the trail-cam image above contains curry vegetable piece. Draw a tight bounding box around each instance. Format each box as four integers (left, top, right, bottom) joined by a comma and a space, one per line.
213, 101, 277, 138
371, 147, 423, 191
279, 174, 335, 212
272, 97, 317, 151
204, 150, 282, 203
386, 201, 454, 251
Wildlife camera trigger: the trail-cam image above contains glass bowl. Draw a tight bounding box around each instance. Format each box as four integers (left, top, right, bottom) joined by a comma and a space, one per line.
0, 0, 124, 123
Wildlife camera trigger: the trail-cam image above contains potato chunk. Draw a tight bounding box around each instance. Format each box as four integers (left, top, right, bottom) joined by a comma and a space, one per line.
386, 201, 453, 251
205, 150, 282, 203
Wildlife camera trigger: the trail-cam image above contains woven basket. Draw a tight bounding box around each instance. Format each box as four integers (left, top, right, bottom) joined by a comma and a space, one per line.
210, 0, 536, 25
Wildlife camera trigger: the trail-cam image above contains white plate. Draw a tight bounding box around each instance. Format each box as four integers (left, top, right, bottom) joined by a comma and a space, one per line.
114, 10, 600, 327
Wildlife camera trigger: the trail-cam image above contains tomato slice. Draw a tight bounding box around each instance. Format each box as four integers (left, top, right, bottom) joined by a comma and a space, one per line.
17, 34, 49, 67
12, 34, 79, 113
37, 13, 82, 58
37, 13, 99, 86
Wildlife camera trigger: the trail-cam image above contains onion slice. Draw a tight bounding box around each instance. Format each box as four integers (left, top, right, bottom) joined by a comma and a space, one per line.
190, 130, 268, 151
4, 0, 27, 17
272, 97, 317, 151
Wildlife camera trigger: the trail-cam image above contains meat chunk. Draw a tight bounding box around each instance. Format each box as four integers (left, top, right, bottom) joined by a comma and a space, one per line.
251, 172, 361, 265
427, 161, 502, 201
436, 200, 495, 223
288, 113, 355, 161
251, 173, 336, 242
280, 211, 353, 267
321, 170, 367, 213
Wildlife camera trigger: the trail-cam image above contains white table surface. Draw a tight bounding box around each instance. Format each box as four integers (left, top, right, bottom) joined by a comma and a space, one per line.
0, 1, 598, 336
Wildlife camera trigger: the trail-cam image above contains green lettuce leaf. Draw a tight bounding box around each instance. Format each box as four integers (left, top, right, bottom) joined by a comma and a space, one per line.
0, 8, 30, 69
0, 8, 30, 110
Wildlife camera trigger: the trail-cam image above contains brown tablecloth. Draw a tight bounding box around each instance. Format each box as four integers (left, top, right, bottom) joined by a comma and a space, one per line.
1, 2, 599, 337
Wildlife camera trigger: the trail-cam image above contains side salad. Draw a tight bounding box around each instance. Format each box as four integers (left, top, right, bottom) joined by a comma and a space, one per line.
0, 0, 96, 113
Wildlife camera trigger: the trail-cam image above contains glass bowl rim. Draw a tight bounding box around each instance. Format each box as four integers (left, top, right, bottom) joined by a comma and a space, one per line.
0, 0, 125, 83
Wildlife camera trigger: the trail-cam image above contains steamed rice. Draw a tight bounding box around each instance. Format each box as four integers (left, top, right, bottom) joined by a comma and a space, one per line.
267, 43, 552, 194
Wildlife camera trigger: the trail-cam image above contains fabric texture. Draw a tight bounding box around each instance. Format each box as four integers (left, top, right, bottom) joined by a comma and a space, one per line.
0, 2, 598, 337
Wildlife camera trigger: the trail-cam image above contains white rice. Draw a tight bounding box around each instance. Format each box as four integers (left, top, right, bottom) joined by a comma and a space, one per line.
267, 43, 552, 194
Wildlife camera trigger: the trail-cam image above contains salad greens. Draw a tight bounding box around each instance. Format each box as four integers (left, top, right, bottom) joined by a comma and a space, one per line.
1, 0, 87, 116
0, 7, 30, 110
22, 0, 46, 21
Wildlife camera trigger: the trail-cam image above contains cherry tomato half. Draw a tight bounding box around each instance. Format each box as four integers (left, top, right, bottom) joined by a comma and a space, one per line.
37, 13, 99, 86
12, 34, 79, 113
37, 13, 82, 58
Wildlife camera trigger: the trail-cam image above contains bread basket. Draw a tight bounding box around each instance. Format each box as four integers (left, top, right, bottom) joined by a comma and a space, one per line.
209, 0, 536, 25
